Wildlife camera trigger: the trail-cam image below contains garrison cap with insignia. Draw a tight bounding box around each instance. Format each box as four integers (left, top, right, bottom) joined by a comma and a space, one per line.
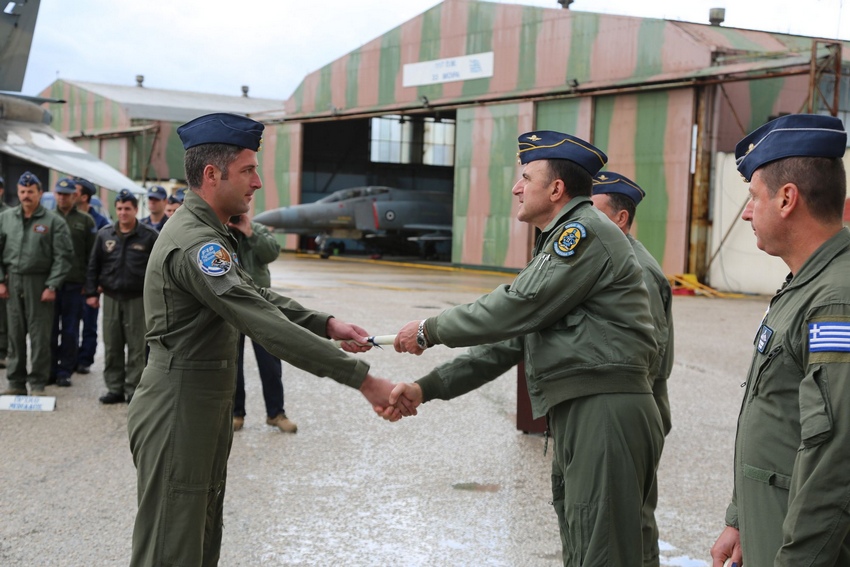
592, 171, 646, 205
735, 113, 847, 182
177, 112, 264, 152
147, 185, 167, 200
115, 189, 138, 205
18, 171, 41, 188
517, 130, 607, 175
54, 177, 77, 194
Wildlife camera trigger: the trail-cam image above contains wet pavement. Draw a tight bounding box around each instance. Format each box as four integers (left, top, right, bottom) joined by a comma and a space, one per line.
0, 253, 768, 566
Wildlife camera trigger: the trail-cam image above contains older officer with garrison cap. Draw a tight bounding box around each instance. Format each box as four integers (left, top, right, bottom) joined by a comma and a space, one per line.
592, 172, 674, 567
711, 114, 850, 567
127, 113, 408, 566
388, 131, 663, 566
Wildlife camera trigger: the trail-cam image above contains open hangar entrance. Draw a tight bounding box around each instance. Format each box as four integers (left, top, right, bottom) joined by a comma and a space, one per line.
297, 109, 457, 257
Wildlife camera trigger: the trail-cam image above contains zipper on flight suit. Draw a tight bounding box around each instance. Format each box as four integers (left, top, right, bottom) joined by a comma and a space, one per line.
748, 345, 783, 397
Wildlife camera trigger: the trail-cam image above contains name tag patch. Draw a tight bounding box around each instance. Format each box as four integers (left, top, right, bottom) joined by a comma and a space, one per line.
809, 322, 850, 353
197, 242, 233, 276
757, 324, 774, 354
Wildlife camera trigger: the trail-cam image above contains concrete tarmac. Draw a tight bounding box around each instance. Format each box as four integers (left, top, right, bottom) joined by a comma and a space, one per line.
0, 253, 768, 566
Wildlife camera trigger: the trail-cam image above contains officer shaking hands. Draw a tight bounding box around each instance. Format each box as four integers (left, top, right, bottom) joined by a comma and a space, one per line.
127, 113, 413, 567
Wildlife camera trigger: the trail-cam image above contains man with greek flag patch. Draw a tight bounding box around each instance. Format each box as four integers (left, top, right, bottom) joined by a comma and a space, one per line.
711, 114, 850, 567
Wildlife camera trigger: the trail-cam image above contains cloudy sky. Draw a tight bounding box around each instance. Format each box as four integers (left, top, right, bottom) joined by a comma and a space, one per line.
20, 0, 850, 102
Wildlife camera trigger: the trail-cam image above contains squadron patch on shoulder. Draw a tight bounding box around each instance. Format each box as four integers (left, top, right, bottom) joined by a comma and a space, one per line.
553, 222, 586, 257
197, 242, 233, 276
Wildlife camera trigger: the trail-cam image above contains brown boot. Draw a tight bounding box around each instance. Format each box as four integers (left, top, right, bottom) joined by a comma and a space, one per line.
232, 416, 244, 432
2, 387, 27, 396
266, 413, 297, 433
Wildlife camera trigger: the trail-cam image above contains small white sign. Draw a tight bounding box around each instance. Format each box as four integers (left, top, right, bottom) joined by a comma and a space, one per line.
0, 395, 56, 412
403, 51, 494, 88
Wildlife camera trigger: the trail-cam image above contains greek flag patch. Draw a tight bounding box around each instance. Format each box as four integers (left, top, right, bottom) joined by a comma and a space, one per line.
809, 322, 850, 353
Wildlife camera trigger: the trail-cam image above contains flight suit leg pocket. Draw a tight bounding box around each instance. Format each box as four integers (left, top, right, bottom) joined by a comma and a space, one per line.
162, 483, 214, 565
551, 468, 570, 561
799, 365, 833, 448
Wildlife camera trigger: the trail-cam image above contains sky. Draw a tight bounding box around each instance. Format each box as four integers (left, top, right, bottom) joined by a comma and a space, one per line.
19, 0, 850, 102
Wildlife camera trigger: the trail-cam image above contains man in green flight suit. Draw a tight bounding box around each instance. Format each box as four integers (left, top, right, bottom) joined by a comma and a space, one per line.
710, 114, 850, 566
0, 171, 73, 396
387, 131, 664, 566
127, 113, 410, 567
0, 175, 9, 368
591, 171, 674, 567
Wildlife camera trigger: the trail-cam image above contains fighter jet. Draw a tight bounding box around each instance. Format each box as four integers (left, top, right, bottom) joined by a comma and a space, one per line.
0, 0, 144, 194
253, 186, 452, 258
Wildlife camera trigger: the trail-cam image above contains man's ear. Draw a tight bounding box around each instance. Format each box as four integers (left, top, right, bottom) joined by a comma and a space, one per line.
550, 178, 566, 202
778, 182, 799, 218
203, 164, 219, 185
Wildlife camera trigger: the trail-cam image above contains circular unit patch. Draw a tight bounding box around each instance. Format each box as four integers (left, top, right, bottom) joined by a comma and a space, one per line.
197, 242, 233, 276
553, 222, 586, 257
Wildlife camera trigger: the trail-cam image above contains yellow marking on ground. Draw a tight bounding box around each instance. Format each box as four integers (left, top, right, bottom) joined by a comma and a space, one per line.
293, 252, 518, 278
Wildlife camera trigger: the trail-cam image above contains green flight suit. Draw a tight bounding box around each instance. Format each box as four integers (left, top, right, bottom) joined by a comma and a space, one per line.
0, 199, 8, 360
128, 191, 369, 567
629, 234, 674, 567
725, 228, 850, 566
416, 197, 664, 567
0, 204, 73, 391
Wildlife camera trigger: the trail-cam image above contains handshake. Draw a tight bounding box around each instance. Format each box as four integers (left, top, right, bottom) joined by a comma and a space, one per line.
332, 318, 437, 423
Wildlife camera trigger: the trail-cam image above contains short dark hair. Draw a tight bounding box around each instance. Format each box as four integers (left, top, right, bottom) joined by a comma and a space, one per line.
184, 144, 242, 189
604, 192, 637, 228
759, 156, 846, 224
545, 159, 592, 198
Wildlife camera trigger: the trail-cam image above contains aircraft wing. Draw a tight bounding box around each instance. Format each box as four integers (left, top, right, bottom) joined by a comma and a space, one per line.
0, 0, 40, 92
0, 118, 145, 193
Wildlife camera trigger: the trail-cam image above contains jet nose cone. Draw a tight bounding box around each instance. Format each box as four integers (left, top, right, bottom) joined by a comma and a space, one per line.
254, 208, 284, 227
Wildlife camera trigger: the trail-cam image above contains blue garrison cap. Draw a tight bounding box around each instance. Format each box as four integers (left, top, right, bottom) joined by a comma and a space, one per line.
54, 177, 77, 194
115, 189, 138, 205
177, 112, 264, 151
736, 114, 847, 182
74, 177, 96, 196
592, 172, 646, 205
146, 185, 167, 200
18, 171, 41, 188
517, 130, 608, 175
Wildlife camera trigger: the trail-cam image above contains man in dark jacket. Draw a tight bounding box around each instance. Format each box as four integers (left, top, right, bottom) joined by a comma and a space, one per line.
50, 177, 96, 387
85, 189, 158, 404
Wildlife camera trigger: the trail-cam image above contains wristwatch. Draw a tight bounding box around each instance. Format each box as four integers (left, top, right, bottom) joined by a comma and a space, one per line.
46, 285, 57, 292
416, 319, 431, 350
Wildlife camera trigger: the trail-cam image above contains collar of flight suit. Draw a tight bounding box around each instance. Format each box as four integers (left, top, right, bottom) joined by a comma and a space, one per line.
779, 227, 850, 296
534, 195, 593, 255
182, 189, 239, 248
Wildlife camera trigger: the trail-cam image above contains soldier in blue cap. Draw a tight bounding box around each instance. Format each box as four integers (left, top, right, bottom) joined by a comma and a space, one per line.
0, 175, 8, 367
141, 184, 168, 231
49, 177, 96, 387
0, 172, 73, 395
592, 171, 674, 567
388, 130, 663, 566
72, 177, 111, 375
711, 114, 850, 567
127, 112, 410, 566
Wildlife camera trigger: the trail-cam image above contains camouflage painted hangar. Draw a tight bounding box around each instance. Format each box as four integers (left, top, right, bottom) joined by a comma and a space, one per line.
41, 0, 850, 281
